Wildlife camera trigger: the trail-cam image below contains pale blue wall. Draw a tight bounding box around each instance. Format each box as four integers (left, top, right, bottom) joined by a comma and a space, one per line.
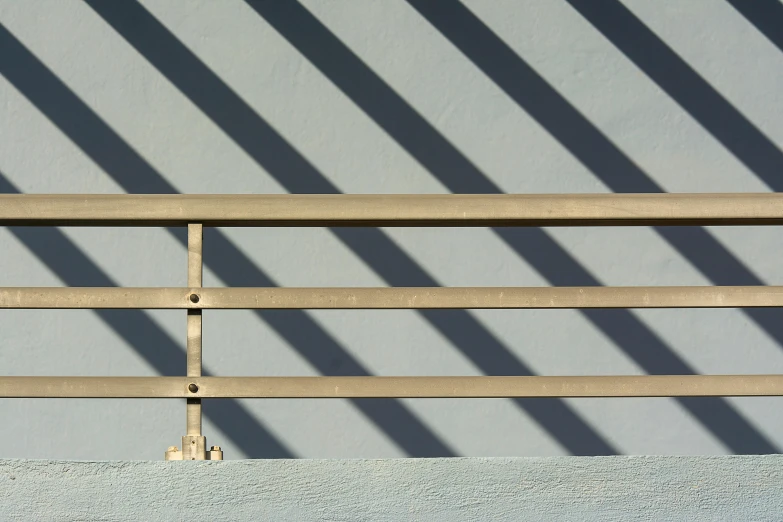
2, 1, 783, 461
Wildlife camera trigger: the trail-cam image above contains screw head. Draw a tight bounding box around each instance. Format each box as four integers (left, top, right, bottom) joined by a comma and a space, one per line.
188, 383, 199, 393
189, 293, 200, 303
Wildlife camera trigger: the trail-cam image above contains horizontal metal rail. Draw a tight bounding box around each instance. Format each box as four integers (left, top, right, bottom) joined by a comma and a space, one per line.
2, 193, 783, 226
1, 375, 782, 398
3, 286, 783, 309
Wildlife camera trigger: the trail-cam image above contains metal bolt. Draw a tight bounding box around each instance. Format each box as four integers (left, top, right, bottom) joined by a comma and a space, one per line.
188, 383, 199, 393
189, 293, 200, 303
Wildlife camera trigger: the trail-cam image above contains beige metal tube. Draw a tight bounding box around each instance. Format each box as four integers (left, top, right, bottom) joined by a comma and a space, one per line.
2, 375, 783, 398
4, 286, 783, 309
2, 193, 783, 226
186, 224, 202, 436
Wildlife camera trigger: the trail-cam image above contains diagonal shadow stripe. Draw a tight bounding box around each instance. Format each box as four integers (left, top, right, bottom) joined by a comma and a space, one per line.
565, 0, 783, 192
0, 22, 453, 458
84, 0, 616, 455
0, 173, 293, 458
244, 0, 778, 454
725, 0, 783, 55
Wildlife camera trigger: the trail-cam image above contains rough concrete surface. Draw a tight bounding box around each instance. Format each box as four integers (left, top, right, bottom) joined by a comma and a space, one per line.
1, 456, 781, 521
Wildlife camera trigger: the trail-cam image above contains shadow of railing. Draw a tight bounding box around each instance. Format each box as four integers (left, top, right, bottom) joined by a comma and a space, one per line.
0, 173, 293, 458
84, 0, 617, 455
245, 0, 778, 453
726, 0, 783, 54
565, 0, 783, 190
2, 0, 779, 455
0, 24, 452, 457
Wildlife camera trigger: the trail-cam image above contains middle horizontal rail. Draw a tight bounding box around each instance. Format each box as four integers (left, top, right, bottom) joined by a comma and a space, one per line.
2, 375, 783, 398
2, 286, 783, 309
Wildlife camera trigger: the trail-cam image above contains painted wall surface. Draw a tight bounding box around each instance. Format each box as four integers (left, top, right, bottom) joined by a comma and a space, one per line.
2, 1, 783, 460
1, 456, 782, 521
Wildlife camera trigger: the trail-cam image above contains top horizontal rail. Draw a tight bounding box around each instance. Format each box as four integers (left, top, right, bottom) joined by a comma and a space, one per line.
1, 193, 782, 227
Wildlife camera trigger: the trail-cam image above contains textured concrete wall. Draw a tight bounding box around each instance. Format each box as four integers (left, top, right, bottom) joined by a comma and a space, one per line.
2, 0, 783, 460
2, 456, 783, 521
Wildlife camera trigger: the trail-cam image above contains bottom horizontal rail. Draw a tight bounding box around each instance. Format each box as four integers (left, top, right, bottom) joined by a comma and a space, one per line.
0, 375, 782, 398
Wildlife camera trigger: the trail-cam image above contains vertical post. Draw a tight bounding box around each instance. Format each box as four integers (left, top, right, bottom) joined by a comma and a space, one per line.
165, 223, 221, 460
186, 223, 203, 438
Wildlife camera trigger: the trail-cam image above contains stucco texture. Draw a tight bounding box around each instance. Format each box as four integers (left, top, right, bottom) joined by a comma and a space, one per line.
1, 456, 782, 521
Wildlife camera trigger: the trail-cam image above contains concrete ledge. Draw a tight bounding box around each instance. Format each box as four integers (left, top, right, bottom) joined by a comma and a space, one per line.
1, 456, 781, 521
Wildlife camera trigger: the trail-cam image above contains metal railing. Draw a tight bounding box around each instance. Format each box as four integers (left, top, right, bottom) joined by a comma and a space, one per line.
2, 193, 783, 460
